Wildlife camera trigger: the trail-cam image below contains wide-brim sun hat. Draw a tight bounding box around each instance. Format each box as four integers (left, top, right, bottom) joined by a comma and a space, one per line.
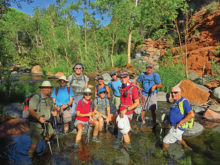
96, 75, 104, 80
58, 75, 68, 82
39, 81, 53, 88
83, 88, 92, 94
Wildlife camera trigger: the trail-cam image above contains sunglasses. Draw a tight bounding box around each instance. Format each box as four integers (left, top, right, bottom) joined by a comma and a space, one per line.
111, 74, 116, 76
84, 93, 92, 96
59, 80, 66, 83
75, 67, 82, 70
99, 92, 106, 94
171, 91, 179, 94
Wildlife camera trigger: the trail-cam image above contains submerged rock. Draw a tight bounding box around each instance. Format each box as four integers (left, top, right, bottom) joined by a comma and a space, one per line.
3, 103, 23, 119
183, 122, 204, 137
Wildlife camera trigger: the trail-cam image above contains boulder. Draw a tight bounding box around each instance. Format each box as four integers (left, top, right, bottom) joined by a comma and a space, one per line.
157, 92, 167, 102
203, 122, 220, 129
189, 72, 199, 81
193, 105, 206, 113
3, 103, 23, 119
205, 79, 220, 89
183, 122, 204, 137
31, 65, 43, 75
196, 84, 209, 92
203, 109, 220, 122
55, 72, 65, 78
0, 118, 29, 137
102, 73, 112, 85
213, 87, 220, 101
209, 104, 220, 112
177, 80, 210, 105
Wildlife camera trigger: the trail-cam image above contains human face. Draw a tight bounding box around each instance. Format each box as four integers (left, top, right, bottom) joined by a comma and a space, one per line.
111, 74, 117, 81
84, 93, 92, 101
41, 87, 52, 97
146, 67, 153, 75
171, 90, 181, 101
120, 76, 129, 84
58, 80, 67, 87
74, 66, 82, 75
99, 92, 106, 99
98, 78, 104, 85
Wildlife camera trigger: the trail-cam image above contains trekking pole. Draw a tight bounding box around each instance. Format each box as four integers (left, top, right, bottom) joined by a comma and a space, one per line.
43, 122, 53, 155
53, 116, 60, 148
159, 113, 166, 142
59, 106, 64, 133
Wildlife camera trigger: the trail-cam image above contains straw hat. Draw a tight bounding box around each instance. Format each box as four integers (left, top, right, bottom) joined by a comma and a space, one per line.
58, 75, 68, 82
83, 88, 92, 94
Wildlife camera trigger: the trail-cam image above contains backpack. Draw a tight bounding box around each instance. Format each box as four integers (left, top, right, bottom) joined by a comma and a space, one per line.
178, 99, 195, 129
120, 84, 144, 116
142, 72, 157, 84
55, 86, 70, 96
96, 97, 108, 110
23, 94, 41, 119
69, 73, 86, 87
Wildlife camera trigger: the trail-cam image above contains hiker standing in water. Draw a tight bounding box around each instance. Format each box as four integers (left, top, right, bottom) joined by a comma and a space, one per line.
28, 81, 55, 157
136, 63, 162, 127
51, 76, 74, 133
117, 72, 140, 151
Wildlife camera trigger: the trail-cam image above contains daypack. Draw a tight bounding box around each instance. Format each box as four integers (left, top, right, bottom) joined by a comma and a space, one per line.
69, 73, 86, 87
55, 86, 70, 96
96, 97, 108, 110
120, 84, 144, 115
23, 94, 41, 119
178, 99, 195, 129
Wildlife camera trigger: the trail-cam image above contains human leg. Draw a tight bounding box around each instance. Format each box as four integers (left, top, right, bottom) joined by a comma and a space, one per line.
97, 116, 104, 131
75, 123, 83, 144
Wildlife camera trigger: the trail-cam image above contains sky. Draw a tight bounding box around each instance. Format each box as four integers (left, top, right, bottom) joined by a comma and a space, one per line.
11, 0, 111, 26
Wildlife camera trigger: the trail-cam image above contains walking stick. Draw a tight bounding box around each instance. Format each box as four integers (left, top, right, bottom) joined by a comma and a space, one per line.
43, 122, 53, 155
53, 116, 60, 148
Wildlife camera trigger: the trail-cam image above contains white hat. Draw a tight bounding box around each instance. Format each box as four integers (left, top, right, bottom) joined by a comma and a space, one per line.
116, 115, 130, 134
83, 88, 92, 94
58, 75, 68, 82
39, 81, 53, 88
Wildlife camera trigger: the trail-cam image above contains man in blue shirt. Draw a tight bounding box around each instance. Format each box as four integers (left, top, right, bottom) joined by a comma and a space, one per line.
163, 86, 195, 151
108, 71, 122, 111
136, 64, 162, 126
52, 76, 74, 133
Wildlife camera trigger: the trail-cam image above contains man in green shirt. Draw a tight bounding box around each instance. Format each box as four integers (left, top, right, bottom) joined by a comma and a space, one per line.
28, 81, 55, 157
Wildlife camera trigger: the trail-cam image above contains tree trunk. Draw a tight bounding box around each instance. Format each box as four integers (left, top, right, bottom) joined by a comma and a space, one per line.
127, 28, 132, 65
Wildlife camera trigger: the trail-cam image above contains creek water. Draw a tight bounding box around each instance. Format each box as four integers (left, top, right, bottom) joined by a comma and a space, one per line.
0, 73, 220, 165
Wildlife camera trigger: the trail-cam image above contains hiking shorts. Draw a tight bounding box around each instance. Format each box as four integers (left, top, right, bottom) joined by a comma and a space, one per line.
143, 93, 157, 111
74, 119, 89, 127
114, 96, 121, 110
29, 122, 53, 144
163, 126, 184, 144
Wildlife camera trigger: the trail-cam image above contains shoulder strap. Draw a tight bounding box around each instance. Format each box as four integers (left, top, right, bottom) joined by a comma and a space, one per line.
90, 100, 93, 112
69, 74, 76, 86
36, 94, 42, 112
96, 97, 99, 107
178, 98, 185, 115
67, 86, 70, 94
153, 72, 157, 84
83, 74, 86, 83
56, 87, 59, 96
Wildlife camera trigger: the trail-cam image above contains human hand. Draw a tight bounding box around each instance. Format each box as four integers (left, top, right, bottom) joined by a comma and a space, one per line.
39, 116, 46, 123
151, 85, 157, 92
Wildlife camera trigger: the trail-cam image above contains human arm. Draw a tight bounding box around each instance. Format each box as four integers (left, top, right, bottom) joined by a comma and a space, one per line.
94, 87, 98, 98
76, 110, 92, 117
175, 110, 195, 129
106, 86, 111, 99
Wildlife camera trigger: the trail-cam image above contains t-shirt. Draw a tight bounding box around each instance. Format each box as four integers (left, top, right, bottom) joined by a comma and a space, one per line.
120, 82, 139, 115
51, 86, 74, 106
169, 97, 192, 130
94, 97, 110, 115
136, 72, 161, 96
75, 100, 93, 121
68, 73, 89, 95
29, 93, 54, 122
108, 79, 122, 97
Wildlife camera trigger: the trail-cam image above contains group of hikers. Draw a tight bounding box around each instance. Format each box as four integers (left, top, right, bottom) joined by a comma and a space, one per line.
27, 63, 195, 157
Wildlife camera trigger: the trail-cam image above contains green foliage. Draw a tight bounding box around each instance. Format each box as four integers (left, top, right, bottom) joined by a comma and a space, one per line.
211, 59, 220, 80
157, 51, 186, 93
214, 46, 220, 57
113, 53, 128, 67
